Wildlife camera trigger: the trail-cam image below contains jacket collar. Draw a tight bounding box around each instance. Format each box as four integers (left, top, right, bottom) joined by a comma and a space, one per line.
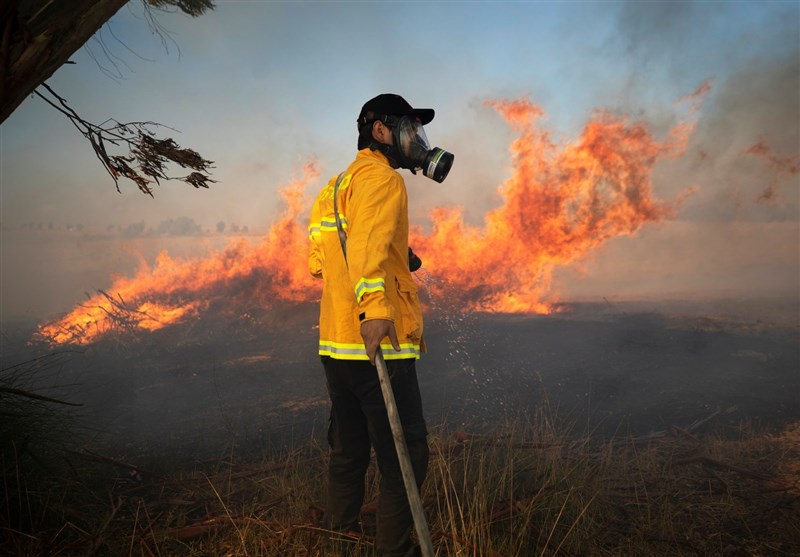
357, 148, 392, 167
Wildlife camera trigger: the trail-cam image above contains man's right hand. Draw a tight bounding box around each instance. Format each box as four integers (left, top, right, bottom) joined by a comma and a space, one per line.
360, 319, 401, 366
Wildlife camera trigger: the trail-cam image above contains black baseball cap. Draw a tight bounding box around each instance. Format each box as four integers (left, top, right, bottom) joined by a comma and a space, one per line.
357, 94, 435, 130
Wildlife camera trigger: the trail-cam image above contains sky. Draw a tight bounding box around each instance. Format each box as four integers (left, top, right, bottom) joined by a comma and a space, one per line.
1, 0, 798, 320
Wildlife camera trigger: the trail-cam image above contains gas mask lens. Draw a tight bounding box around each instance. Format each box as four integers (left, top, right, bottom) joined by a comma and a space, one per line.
396, 118, 431, 163
394, 117, 454, 183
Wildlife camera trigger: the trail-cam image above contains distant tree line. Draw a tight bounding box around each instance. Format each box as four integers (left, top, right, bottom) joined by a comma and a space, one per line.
8, 218, 252, 236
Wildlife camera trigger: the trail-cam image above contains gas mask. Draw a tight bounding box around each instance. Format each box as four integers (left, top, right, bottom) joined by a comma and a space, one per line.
378, 116, 454, 183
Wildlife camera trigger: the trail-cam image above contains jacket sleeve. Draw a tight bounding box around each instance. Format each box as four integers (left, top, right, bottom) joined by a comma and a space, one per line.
346, 169, 405, 322
307, 194, 323, 279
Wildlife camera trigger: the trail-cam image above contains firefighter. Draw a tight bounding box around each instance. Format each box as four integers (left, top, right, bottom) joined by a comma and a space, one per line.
308, 94, 453, 556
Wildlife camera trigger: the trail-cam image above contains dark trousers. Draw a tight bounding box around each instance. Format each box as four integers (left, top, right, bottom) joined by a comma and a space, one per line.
322, 356, 429, 557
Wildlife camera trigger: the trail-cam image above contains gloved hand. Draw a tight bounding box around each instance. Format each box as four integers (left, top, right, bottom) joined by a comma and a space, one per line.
408, 247, 422, 272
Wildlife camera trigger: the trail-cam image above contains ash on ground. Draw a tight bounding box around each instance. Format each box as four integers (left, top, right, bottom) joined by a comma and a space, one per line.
2, 297, 798, 462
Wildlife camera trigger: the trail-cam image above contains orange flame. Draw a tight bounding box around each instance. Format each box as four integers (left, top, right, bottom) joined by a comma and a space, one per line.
38, 91, 707, 345
37, 162, 320, 345
411, 97, 698, 312
744, 138, 800, 202
677, 79, 713, 112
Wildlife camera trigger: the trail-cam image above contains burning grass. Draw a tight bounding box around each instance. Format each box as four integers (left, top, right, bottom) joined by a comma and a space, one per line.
35, 87, 715, 347
2, 408, 798, 556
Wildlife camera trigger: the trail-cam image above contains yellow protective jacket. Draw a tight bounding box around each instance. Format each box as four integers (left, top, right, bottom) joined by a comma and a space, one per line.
308, 149, 424, 360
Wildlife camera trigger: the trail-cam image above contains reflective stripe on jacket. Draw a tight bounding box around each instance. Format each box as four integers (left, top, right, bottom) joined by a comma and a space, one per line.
308, 149, 424, 360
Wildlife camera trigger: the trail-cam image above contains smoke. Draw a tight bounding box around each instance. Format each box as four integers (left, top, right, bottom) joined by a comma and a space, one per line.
611, 0, 798, 210
35, 162, 320, 344
556, 50, 800, 301
745, 137, 800, 203
618, 1, 699, 70
5, 2, 799, 325
698, 55, 798, 215
549, 2, 800, 301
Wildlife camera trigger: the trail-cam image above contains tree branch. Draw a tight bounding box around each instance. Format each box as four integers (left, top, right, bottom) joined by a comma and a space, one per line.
0, 386, 83, 406
33, 82, 215, 195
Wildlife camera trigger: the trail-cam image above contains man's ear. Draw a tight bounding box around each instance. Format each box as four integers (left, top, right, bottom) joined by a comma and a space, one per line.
371, 120, 384, 142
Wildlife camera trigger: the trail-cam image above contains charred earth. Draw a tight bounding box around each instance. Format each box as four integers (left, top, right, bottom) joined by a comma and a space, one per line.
3, 297, 797, 462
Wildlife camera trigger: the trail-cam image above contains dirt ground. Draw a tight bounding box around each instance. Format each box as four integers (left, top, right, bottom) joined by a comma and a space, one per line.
2, 297, 798, 461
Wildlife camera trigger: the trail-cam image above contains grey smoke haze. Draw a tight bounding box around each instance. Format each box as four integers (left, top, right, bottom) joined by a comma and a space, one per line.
686, 54, 799, 219
1, 2, 797, 322
561, 51, 799, 301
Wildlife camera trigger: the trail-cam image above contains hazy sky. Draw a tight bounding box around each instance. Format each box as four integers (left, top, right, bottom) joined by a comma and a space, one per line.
1, 0, 798, 319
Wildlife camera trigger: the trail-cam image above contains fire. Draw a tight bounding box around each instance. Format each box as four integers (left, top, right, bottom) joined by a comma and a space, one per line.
744, 138, 800, 202
136, 302, 200, 331
38, 90, 707, 345
412, 96, 700, 312
677, 79, 713, 112
36, 162, 320, 345
41, 297, 202, 345
745, 138, 800, 176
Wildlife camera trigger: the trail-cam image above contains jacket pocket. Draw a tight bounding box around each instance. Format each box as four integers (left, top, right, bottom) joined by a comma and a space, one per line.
395, 275, 422, 343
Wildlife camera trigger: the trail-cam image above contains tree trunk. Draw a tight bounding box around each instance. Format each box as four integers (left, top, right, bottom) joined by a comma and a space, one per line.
1, 0, 129, 124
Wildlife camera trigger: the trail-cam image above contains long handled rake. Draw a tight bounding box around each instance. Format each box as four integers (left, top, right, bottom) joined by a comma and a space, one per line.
374, 347, 434, 557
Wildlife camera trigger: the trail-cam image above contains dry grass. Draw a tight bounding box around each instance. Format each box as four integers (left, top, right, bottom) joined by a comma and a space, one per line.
2, 382, 798, 556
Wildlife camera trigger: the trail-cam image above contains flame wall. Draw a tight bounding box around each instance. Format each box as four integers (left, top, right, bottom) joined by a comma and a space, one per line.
411, 97, 696, 312
38, 95, 703, 344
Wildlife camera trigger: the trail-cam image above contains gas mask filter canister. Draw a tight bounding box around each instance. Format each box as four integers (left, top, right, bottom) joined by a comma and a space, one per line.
422, 147, 455, 183
393, 116, 455, 183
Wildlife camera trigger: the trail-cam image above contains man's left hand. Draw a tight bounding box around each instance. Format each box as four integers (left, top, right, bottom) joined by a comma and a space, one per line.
360, 319, 401, 366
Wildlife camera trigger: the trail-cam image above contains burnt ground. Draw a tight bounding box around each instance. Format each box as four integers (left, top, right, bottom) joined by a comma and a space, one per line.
1, 298, 798, 462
